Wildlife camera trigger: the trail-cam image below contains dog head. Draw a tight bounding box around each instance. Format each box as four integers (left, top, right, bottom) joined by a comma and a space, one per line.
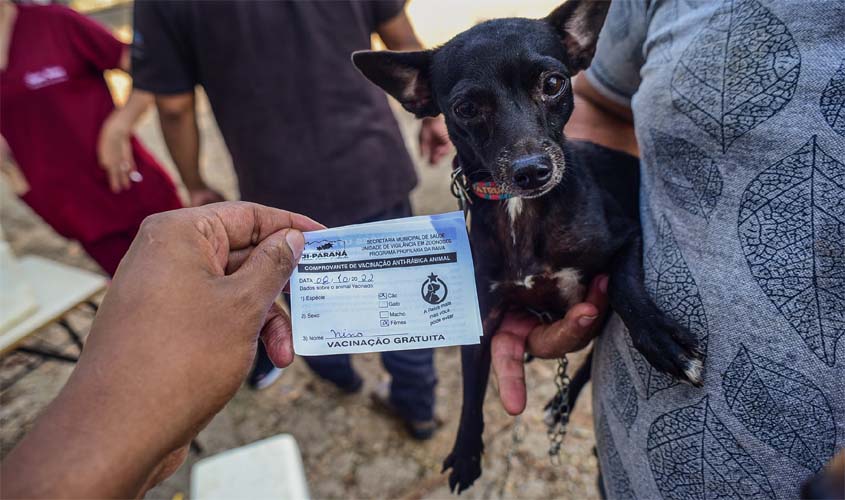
353, 0, 610, 198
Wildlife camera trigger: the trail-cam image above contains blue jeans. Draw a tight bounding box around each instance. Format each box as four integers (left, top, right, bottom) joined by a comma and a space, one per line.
302, 200, 437, 421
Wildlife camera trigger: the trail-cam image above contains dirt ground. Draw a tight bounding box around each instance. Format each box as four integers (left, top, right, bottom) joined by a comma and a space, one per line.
0, 27, 600, 500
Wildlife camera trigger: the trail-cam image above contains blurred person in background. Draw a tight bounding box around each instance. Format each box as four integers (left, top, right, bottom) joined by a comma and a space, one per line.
0, 0, 182, 276
132, 1, 450, 438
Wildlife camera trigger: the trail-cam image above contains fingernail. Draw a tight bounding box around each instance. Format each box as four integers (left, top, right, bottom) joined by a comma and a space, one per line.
578, 315, 597, 327
285, 230, 304, 261
599, 276, 609, 294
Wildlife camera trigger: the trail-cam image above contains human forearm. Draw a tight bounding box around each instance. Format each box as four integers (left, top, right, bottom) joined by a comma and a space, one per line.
1, 203, 320, 497
0, 372, 168, 498
565, 75, 639, 157
377, 11, 423, 51
98, 89, 155, 192
103, 88, 153, 135
156, 93, 204, 191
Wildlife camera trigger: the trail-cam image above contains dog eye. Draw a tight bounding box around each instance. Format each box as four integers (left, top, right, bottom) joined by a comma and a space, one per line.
542, 74, 565, 97
453, 101, 479, 120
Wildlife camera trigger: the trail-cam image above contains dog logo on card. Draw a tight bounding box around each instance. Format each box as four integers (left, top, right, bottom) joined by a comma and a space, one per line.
302, 239, 348, 260
421, 273, 448, 305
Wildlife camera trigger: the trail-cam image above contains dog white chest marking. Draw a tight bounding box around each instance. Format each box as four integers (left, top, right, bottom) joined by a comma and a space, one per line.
489, 274, 535, 292
553, 268, 584, 306
506, 198, 524, 245
489, 269, 582, 305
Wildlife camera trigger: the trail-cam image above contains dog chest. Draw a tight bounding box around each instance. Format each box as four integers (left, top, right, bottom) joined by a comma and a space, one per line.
489, 266, 586, 314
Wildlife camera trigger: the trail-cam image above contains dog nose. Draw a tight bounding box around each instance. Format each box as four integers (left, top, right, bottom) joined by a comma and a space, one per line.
511, 154, 552, 189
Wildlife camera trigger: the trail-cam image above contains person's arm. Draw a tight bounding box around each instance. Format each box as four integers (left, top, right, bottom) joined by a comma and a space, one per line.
376, 9, 421, 52
376, 10, 452, 165
0, 202, 323, 498
566, 75, 638, 157
97, 49, 154, 193
130, 0, 222, 206
154, 92, 223, 206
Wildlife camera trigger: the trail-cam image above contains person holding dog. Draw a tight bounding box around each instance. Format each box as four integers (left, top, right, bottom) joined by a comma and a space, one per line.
491, 1, 844, 498
130, 1, 450, 438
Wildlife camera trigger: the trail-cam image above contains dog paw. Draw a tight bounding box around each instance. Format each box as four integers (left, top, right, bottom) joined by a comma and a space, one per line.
630, 313, 704, 386
442, 449, 482, 494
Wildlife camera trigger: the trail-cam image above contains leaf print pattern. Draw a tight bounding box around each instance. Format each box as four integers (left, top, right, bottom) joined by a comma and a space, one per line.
608, 339, 638, 433
596, 405, 636, 499
628, 217, 710, 398
722, 345, 836, 472
820, 59, 845, 137
738, 136, 845, 367
671, 0, 800, 152
652, 130, 723, 220
647, 396, 775, 500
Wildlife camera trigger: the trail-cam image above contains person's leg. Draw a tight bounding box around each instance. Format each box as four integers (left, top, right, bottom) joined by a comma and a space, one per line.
298, 200, 414, 391
365, 200, 439, 426
282, 293, 362, 392
304, 200, 426, 394
302, 354, 363, 393
248, 341, 284, 390
381, 348, 437, 422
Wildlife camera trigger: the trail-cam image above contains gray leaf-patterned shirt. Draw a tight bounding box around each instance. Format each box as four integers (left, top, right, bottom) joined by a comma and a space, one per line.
587, 1, 845, 498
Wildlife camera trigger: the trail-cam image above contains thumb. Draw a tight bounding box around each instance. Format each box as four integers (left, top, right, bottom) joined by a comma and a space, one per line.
232, 228, 304, 308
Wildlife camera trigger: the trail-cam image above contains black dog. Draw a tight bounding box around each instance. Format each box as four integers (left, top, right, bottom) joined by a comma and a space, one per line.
354, 0, 704, 492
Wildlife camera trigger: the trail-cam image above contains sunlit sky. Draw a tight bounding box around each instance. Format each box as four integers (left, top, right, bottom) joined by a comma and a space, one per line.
407, 0, 562, 46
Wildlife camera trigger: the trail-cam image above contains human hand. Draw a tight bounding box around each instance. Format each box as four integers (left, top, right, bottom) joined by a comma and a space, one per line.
0, 202, 323, 498
189, 185, 226, 206
491, 274, 609, 415
419, 116, 452, 165
97, 116, 137, 193
85, 202, 322, 459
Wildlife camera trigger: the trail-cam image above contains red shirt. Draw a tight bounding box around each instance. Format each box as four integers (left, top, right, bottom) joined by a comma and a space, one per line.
0, 5, 181, 243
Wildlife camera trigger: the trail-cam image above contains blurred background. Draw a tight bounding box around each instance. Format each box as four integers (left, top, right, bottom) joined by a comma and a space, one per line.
0, 1, 599, 499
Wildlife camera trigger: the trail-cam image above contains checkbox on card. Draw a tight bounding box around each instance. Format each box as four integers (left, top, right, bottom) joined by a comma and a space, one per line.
379, 301, 388, 308
380, 320, 390, 327
379, 311, 390, 319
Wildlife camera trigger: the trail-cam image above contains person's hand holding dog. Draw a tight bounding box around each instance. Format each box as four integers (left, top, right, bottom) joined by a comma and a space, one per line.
1, 202, 322, 498
492, 274, 609, 416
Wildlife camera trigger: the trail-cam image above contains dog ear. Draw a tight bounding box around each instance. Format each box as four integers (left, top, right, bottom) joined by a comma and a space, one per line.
546, 0, 611, 72
352, 50, 439, 118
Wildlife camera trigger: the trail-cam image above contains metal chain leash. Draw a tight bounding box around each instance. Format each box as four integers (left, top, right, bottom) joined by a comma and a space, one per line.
546, 355, 571, 463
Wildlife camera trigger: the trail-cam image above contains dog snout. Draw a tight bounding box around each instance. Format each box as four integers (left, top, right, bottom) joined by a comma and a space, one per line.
511, 154, 553, 190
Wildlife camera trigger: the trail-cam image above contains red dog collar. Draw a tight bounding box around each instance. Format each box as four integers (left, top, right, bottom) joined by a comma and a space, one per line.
471, 181, 514, 200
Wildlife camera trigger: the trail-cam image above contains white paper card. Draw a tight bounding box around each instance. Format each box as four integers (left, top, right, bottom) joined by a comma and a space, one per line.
291, 211, 482, 356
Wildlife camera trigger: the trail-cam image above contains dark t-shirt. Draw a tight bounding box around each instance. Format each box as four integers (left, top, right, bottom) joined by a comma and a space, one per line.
131, 0, 417, 227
